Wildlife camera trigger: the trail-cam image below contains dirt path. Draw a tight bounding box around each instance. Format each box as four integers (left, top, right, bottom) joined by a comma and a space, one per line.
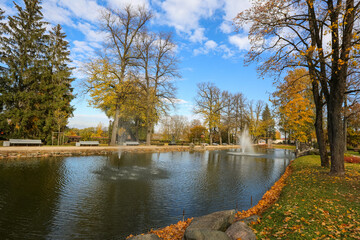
0, 145, 239, 158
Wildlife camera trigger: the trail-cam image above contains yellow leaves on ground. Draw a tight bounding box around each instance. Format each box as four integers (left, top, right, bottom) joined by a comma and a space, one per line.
149, 218, 193, 240
253, 155, 360, 239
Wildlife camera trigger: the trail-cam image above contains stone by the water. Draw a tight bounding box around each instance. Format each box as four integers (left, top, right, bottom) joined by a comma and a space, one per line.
225, 221, 256, 240
184, 229, 231, 240
186, 210, 235, 232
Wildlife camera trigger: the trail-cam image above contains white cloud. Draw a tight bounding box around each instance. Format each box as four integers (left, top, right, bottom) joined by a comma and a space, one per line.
42, 0, 74, 26
76, 22, 106, 43
205, 40, 217, 49
218, 44, 235, 58
107, 0, 150, 9
58, 0, 104, 23
159, 0, 220, 41
193, 40, 236, 58
189, 28, 207, 43
220, 21, 233, 34
220, 0, 251, 34
72, 40, 94, 54
229, 34, 250, 51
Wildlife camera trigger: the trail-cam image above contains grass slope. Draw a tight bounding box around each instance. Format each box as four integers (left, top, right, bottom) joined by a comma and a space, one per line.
252, 155, 360, 239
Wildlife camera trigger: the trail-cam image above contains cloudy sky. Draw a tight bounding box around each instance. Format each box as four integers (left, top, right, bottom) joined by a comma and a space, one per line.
1, 0, 275, 129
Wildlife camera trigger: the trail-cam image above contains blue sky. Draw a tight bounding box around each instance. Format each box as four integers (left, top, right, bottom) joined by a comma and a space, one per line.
1, 0, 275, 129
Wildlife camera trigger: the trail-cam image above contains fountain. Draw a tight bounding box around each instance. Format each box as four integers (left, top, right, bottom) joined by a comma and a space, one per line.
228, 128, 264, 157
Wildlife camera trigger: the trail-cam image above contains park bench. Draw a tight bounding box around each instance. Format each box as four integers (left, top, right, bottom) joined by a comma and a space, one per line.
76, 141, 99, 146
123, 141, 140, 146
3, 139, 43, 146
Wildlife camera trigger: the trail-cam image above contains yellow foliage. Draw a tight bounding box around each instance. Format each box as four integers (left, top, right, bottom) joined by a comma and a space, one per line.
272, 69, 315, 142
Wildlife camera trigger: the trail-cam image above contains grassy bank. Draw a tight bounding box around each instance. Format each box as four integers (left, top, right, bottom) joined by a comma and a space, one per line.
251, 155, 360, 239
271, 144, 296, 150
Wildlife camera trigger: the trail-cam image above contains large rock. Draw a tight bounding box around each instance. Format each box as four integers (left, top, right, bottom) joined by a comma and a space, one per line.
186, 210, 235, 232
184, 229, 231, 240
127, 234, 160, 240
225, 221, 256, 240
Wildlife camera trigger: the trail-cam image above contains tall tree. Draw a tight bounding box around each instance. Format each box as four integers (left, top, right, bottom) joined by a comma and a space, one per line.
98, 5, 152, 145
0, 0, 74, 142
232, 92, 248, 142
272, 69, 316, 142
42, 24, 75, 142
234, 0, 360, 174
248, 100, 265, 143
135, 32, 179, 145
221, 91, 235, 144
261, 104, 276, 141
194, 82, 223, 145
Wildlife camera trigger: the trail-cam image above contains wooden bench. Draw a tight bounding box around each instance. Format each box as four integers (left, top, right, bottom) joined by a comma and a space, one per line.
3, 139, 43, 146
76, 141, 99, 146
123, 141, 140, 146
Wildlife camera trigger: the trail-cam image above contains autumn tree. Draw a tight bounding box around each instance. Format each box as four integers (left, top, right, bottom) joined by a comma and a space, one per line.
86, 5, 151, 146
248, 100, 265, 143
234, 0, 360, 174
188, 124, 207, 144
232, 93, 248, 143
194, 82, 223, 145
160, 115, 189, 142
135, 32, 179, 145
272, 69, 315, 143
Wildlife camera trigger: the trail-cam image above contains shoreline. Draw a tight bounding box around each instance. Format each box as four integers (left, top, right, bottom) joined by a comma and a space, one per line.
0, 145, 240, 159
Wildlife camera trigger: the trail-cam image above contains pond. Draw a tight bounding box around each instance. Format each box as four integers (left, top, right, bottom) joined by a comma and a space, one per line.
0, 148, 294, 239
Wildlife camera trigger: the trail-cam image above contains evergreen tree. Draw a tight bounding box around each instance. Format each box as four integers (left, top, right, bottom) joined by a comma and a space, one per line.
0, 1, 74, 142
262, 104, 276, 140
42, 24, 75, 143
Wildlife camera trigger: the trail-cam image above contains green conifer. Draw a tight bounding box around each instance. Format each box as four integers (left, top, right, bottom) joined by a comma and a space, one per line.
0, 1, 74, 142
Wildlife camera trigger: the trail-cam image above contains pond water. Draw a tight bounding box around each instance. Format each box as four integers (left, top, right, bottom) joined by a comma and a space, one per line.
0, 148, 294, 239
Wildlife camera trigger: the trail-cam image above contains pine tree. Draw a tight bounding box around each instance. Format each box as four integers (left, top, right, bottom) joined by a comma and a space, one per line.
0, 1, 74, 142
42, 24, 74, 143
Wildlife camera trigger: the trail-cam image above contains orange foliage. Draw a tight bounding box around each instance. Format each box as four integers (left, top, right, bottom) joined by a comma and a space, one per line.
149, 218, 193, 240
236, 161, 293, 220
127, 218, 193, 240
344, 156, 360, 163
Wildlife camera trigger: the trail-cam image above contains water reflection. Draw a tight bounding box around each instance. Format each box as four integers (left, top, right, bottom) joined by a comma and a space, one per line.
0, 149, 294, 239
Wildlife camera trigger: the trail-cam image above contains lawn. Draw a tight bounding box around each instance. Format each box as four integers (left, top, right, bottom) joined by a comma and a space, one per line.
272, 144, 296, 150
251, 155, 360, 239
347, 150, 360, 157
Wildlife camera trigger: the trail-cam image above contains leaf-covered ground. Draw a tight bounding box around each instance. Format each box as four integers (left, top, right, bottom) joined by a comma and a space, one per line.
251, 155, 360, 239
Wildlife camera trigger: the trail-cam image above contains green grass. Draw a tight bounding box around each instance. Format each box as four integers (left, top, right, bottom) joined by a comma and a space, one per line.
272, 144, 296, 150
347, 150, 360, 156
252, 155, 360, 239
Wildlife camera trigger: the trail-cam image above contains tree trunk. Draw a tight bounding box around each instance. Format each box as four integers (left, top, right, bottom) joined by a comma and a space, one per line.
219, 129, 222, 145
146, 123, 152, 146
227, 130, 231, 144
314, 108, 329, 167
327, 96, 345, 175
312, 81, 329, 167
110, 104, 120, 146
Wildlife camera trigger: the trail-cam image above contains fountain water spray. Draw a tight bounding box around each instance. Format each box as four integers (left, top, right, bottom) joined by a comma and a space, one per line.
228, 127, 264, 157
239, 127, 254, 154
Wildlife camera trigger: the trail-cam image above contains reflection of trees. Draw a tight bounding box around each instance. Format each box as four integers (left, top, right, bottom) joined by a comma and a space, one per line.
0, 157, 64, 239
48, 153, 155, 239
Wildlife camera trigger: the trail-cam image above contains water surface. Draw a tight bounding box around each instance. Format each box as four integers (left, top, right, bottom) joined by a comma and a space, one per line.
0, 148, 294, 239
